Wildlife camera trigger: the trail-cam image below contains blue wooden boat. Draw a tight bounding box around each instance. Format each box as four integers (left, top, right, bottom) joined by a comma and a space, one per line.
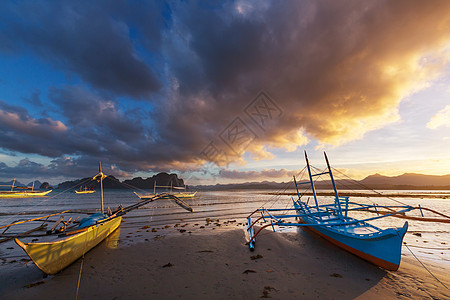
246, 152, 414, 271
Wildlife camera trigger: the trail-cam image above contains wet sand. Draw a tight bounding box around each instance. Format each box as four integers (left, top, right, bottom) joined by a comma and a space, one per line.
2, 227, 449, 299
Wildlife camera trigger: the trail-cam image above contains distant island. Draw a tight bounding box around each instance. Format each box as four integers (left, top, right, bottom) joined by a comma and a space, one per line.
57, 172, 185, 190
0, 172, 185, 191
193, 173, 450, 191
1, 172, 449, 191
0, 180, 53, 190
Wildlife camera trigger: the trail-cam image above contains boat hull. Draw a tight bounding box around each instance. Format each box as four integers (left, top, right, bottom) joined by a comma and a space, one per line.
15, 216, 122, 274
299, 219, 408, 271
138, 192, 197, 199
75, 190, 95, 194
0, 190, 52, 198
174, 192, 197, 198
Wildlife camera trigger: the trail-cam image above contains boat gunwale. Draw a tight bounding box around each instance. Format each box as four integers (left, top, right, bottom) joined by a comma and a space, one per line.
15, 216, 122, 274
16, 214, 120, 246
0, 190, 52, 198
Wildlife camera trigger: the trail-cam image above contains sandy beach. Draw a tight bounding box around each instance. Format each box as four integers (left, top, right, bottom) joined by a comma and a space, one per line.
1, 225, 449, 300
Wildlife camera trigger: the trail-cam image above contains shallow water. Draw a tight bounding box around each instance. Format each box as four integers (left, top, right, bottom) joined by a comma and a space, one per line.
0, 188, 449, 274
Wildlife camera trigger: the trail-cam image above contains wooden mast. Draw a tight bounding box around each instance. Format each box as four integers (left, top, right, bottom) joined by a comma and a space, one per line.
304, 151, 322, 220
93, 162, 105, 213
100, 162, 104, 213
324, 152, 343, 217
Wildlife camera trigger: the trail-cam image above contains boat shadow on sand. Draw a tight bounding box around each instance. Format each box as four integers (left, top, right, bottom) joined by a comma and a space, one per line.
284, 227, 444, 299
266, 227, 390, 297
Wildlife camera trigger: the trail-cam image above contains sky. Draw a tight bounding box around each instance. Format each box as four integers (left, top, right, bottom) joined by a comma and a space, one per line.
0, 0, 449, 186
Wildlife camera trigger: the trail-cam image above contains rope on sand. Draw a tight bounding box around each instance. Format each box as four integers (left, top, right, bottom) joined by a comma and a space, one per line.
402, 241, 448, 290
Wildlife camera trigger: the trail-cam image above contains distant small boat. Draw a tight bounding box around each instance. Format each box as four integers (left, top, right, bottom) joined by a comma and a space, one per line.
0, 179, 52, 198
0, 190, 52, 198
134, 191, 194, 212
75, 186, 95, 194
135, 180, 197, 199
171, 190, 197, 198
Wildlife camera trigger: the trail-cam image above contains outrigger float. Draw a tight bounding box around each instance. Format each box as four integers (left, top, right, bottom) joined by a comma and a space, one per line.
1, 163, 193, 275
246, 152, 450, 271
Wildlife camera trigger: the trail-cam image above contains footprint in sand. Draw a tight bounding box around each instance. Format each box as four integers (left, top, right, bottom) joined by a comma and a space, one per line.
250, 254, 263, 260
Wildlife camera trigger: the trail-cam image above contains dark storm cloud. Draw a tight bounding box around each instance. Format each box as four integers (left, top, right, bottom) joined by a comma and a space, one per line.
0, 157, 131, 182
167, 1, 266, 96
0, 159, 48, 179
162, 0, 450, 155
0, 85, 204, 176
47, 86, 200, 167
1, 0, 450, 181
0, 100, 68, 156
48, 86, 146, 143
0, 0, 163, 99
46, 86, 162, 168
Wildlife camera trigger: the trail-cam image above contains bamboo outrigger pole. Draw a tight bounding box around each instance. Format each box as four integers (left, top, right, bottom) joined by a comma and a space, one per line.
0, 210, 70, 230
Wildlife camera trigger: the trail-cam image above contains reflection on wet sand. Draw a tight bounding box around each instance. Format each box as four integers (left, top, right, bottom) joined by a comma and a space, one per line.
104, 227, 121, 249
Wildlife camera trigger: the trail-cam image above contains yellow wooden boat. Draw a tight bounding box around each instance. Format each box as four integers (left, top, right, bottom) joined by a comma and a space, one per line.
14, 162, 119, 274
173, 191, 197, 198
135, 191, 197, 199
0, 179, 52, 198
140, 181, 197, 199
15, 216, 121, 274
75, 187, 95, 194
12, 163, 193, 274
134, 191, 194, 212
0, 189, 52, 198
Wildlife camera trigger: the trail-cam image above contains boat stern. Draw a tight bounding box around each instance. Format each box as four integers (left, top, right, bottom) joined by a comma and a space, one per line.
246, 217, 255, 251
398, 221, 408, 239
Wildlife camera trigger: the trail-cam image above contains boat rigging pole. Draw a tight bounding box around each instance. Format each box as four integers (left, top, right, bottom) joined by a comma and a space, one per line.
100, 162, 104, 213
304, 151, 322, 220
324, 152, 344, 217
92, 162, 106, 213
